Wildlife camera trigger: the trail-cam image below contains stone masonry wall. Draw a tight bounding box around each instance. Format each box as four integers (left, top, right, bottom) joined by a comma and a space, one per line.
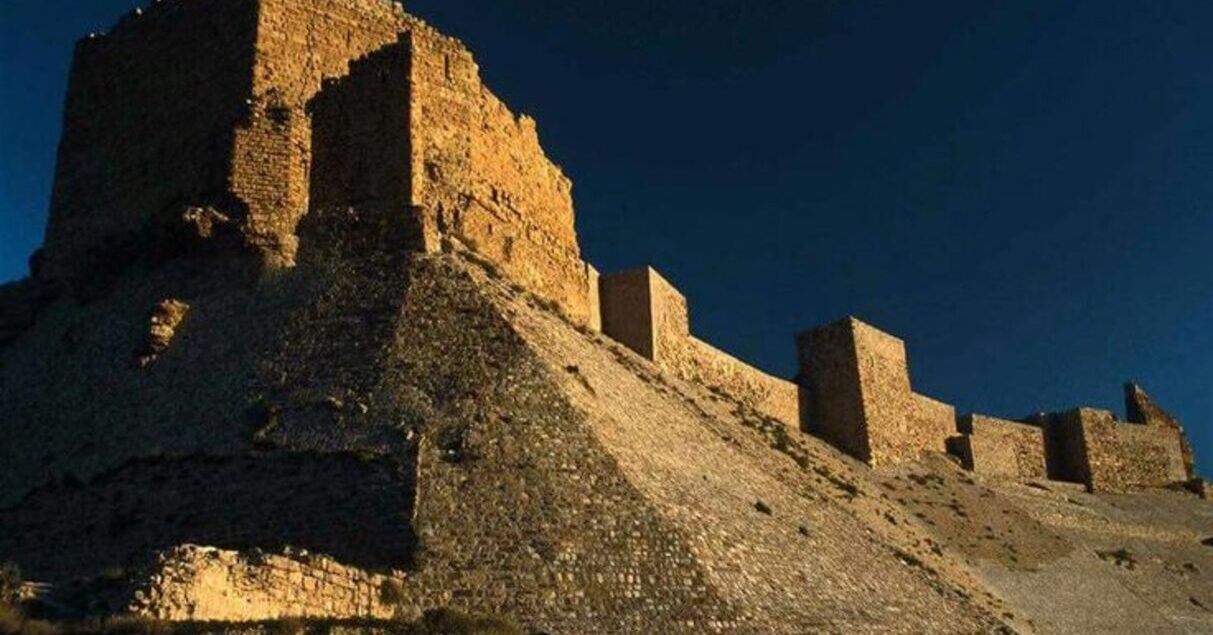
129, 545, 401, 622
798, 320, 869, 460
307, 38, 437, 254
598, 268, 656, 359
599, 268, 800, 426
1125, 383, 1196, 480
42, 0, 260, 283
406, 27, 593, 324
953, 415, 1047, 481
799, 318, 957, 466
261, 2, 593, 320
0, 453, 416, 583
1048, 409, 1189, 492
911, 393, 957, 457
234, 0, 411, 263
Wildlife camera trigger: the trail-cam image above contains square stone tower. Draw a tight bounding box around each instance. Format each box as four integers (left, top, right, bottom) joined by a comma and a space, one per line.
40, 0, 594, 324
598, 267, 689, 363
798, 318, 956, 465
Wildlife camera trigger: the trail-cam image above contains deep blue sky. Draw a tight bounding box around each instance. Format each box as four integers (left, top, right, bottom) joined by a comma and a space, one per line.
2, 1, 1210, 476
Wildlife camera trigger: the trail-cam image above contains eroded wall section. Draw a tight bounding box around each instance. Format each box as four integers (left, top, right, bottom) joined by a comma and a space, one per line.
407, 29, 593, 323
130, 545, 400, 622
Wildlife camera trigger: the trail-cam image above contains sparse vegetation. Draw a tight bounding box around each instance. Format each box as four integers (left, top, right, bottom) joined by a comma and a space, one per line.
0, 563, 19, 604
379, 578, 406, 606
1096, 548, 1138, 570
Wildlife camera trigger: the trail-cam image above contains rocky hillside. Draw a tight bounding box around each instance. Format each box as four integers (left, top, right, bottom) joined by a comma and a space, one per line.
1, 235, 1210, 634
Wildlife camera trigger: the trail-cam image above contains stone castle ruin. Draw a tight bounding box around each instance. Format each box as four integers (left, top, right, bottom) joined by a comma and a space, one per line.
16, 0, 1202, 492
0, 1, 1208, 632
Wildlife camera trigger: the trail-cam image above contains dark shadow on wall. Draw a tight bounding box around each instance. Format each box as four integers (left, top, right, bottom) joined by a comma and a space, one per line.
0, 452, 417, 583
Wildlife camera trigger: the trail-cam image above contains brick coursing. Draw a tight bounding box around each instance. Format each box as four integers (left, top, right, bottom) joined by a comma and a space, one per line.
40, 0, 590, 324
43, 0, 260, 283
129, 545, 403, 622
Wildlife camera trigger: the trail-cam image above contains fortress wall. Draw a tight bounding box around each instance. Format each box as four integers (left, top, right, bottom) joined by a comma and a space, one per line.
680, 337, 801, 426
798, 318, 957, 465
41, 0, 413, 280
407, 29, 592, 324
42, 0, 261, 283
130, 545, 400, 622
233, 0, 410, 259
910, 393, 957, 456
1050, 409, 1188, 492
0, 453, 416, 583
586, 264, 602, 332
41, 0, 592, 320
1036, 411, 1090, 484
1125, 383, 1196, 480
305, 39, 437, 253
953, 415, 1047, 481
599, 268, 800, 426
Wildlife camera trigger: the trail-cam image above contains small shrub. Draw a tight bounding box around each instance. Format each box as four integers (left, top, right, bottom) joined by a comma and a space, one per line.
1097, 548, 1137, 570
0, 563, 20, 603
379, 578, 406, 606
754, 500, 773, 515
421, 608, 523, 635
267, 617, 305, 635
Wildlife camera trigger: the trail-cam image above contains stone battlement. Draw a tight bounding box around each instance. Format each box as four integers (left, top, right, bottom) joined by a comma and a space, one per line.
795, 317, 1196, 492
